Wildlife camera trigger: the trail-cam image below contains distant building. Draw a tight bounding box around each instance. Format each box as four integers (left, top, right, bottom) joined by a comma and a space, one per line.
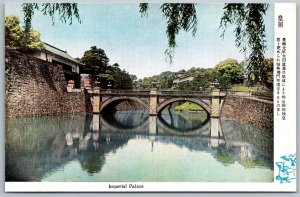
32, 42, 83, 88
172, 69, 194, 88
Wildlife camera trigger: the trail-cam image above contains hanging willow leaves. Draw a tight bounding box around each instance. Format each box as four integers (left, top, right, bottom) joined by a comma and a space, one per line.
140, 3, 197, 63
140, 3, 269, 82
220, 3, 269, 82
21, 3, 81, 50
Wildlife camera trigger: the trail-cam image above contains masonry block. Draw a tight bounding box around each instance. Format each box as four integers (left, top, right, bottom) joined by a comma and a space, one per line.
149, 89, 158, 116
211, 89, 220, 118
92, 87, 101, 113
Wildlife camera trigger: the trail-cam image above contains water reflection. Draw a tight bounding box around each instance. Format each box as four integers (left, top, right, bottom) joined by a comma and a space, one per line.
5, 110, 273, 182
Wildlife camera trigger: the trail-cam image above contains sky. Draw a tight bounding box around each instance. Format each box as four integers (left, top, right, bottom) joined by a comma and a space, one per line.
5, 3, 274, 79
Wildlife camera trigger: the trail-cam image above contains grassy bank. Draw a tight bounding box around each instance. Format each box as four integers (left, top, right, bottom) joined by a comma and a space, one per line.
174, 102, 203, 111
230, 85, 268, 92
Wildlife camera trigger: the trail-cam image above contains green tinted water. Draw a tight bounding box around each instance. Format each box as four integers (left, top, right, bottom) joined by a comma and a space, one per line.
5, 110, 273, 182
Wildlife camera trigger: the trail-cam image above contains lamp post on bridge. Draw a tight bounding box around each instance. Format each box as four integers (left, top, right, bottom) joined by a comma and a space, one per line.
149, 81, 158, 116
210, 79, 219, 91
210, 78, 220, 118
107, 81, 112, 93
94, 78, 100, 88
151, 81, 158, 90
92, 78, 101, 113
157, 84, 161, 90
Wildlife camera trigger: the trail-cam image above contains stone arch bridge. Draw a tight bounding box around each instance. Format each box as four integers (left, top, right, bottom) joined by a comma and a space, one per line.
91, 88, 225, 118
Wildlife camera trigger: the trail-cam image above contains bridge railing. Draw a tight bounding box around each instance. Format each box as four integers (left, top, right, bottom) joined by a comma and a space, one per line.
159, 90, 211, 96
100, 89, 212, 96
101, 89, 150, 95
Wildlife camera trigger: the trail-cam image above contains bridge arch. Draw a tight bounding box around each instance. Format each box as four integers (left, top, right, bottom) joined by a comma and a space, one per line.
156, 97, 211, 115
100, 96, 149, 113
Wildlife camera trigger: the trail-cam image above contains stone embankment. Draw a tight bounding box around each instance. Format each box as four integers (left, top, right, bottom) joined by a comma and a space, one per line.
221, 95, 273, 129
5, 49, 92, 117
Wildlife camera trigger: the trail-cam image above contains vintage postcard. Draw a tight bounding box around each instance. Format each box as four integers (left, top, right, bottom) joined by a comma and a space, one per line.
4, 2, 296, 192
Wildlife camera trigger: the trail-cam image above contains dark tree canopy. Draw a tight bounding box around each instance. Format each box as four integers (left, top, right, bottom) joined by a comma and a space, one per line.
80, 46, 110, 77
80, 47, 135, 89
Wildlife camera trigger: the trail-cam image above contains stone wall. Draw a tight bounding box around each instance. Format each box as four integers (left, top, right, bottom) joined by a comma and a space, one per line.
5, 49, 92, 117
221, 95, 273, 129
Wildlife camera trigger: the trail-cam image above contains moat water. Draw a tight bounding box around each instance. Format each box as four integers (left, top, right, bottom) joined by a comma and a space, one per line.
5, 110, 273, 182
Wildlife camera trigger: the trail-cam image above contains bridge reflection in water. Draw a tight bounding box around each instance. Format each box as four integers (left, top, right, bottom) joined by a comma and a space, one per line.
85, 109, 245, 150
5, 110, 273, 182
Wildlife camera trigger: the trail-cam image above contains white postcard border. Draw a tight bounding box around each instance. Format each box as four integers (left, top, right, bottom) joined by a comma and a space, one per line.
4, 3, 297, 193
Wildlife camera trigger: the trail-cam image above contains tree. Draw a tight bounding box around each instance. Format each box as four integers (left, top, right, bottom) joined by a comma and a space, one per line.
5, 15, 22, 48
215, 59, 244, 89
5, 15, 44, 50
80, 46, 110, 78
140, 3, 269, 81
80, 47, 135, 89
139, 71, 175, 89
109, 64, 134, 89
192, 68, 215, 90
220, 4, 269, 82
175, 68, 215, 91
140, 3, 197, 63
260, 58, 273, 90
21, 3, 81, 49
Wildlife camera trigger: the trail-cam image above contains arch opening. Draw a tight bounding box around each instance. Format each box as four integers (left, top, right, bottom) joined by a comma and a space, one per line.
157, 98, 211, 116
100, 97, 149, 114
99, 97, 150, 133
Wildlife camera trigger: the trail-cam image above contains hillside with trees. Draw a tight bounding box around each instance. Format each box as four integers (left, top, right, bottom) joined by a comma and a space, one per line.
139, 57, 273, 91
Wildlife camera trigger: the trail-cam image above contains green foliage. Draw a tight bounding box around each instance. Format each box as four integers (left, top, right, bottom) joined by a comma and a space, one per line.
260, 58, 273, 90
215, 58, 244, 89
220, 3, 269, 82
21, 3, 81, 50
173, 68, 215, 91
191, 68, 215, 90
215, 146, 235, 166
140, 3, 197, 63
26, 29, 44, 50
80, 46, 109, 77
5, 15, 22, 48
230, 85, 266, 92
240, 156, 270, 169
174, 102, 203, 111
140, 3, 269, 82
5, 15, 44, 50
104, 63, 135, 89
140, 71, 175, 89
80, 47, 135, 89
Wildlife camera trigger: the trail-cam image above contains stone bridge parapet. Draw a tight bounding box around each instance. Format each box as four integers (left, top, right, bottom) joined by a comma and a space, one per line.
90, 88, 225, 118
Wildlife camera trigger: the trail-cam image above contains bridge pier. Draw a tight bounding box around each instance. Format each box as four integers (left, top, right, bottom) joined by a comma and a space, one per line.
92, 87, 101, 113
149, 89, 158, 116
210, 118, 220, 147
149, 116, 157, 135
92, 114, 100, 132
211, 89, 220, 118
